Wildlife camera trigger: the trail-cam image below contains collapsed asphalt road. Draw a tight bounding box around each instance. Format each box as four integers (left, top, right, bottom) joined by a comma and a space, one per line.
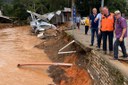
0, 26, 54, 85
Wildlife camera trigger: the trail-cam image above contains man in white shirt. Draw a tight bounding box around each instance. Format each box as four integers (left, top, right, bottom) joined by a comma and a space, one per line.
76, 14, 81, 29
94, 7, 103, 49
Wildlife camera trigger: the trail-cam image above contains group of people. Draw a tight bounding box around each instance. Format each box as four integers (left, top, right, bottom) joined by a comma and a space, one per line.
84, 6, 128, 60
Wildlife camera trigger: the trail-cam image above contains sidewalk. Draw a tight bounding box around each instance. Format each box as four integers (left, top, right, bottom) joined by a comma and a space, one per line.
66, 25, 128, 78
73, 25, 128, 53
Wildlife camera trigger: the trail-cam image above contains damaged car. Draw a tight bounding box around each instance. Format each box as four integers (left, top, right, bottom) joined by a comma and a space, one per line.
30, 19, 56, 34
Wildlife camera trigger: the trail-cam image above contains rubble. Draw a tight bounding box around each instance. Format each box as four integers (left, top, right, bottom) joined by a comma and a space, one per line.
37, 29, 58, 39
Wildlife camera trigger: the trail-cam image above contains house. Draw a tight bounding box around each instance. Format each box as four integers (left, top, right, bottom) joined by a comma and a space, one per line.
50, 8, 71, 25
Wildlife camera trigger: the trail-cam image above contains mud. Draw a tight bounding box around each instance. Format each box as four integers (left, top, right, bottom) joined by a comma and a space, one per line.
0, 26, 54, 85
36, 25, 93, 85
0, 23, 13, 29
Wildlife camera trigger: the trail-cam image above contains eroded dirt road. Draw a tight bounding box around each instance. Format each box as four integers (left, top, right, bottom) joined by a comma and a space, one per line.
0, 26, 53, 85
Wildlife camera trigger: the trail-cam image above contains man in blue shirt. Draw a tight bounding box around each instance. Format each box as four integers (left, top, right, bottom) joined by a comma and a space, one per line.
89, 8, 99, 46
76, 14, 81, 29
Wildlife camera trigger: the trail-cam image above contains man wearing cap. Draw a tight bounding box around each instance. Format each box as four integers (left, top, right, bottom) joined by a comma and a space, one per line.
114, 10, 127, 60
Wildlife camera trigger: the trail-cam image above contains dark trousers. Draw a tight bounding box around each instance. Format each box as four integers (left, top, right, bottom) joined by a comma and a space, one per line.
91, 28, 98, 45
114, 38, 127, 59
85, 26, 89, 34
102, 31, 113, 51
77, 23, 80, 29
98, 31, 102, 48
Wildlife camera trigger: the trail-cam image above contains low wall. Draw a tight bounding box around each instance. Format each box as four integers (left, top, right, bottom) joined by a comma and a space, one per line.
85, 50, 128, 85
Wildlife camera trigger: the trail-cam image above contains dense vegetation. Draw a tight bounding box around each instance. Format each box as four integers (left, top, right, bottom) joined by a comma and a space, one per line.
0, 0, 128, 22
1, 0, 71, 21
76, 0, 128, 16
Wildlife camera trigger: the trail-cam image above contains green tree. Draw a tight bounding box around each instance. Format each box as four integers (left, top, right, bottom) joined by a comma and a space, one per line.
75, 0, 128, 16
12, 0, 29, 20
2, 3, 13, 16
105, 0, 128, 13
1, 0, 128, 23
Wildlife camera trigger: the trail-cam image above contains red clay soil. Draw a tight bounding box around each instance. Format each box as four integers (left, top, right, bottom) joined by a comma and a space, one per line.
60, 54, 92, 85
60, 65, 92, 85
48, 54, 92, 85
46, 44, 92, 85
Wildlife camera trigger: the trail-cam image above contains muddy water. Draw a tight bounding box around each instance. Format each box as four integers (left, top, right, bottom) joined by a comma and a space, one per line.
0, 26, 54, 85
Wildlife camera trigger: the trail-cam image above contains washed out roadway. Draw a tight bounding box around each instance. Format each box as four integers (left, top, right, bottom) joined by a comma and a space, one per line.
0, 26, 54, 85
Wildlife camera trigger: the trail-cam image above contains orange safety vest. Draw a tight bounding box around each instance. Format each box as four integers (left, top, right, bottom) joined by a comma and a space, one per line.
101, 13, 114, 31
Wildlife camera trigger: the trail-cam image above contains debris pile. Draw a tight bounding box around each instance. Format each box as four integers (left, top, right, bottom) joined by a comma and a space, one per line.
37, 29, 58, 39
36, 23, 72, 39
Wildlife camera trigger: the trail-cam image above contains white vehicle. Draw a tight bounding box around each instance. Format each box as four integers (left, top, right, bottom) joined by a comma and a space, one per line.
27, 10, 56, 34
81, 17, 86, 25
30, 19, 56, 33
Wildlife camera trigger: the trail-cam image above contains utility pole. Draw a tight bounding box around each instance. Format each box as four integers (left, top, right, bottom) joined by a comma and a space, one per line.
101, 0, 104, 7
71, 0, 76, 36
71, 0, 76, 28
71, 0, 75, 23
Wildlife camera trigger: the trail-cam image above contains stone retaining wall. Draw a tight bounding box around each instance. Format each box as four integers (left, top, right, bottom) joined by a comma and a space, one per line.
85, 50, 128, 85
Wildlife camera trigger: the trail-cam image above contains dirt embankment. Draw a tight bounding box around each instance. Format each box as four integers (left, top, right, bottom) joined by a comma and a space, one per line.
35, 24, 93, 85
